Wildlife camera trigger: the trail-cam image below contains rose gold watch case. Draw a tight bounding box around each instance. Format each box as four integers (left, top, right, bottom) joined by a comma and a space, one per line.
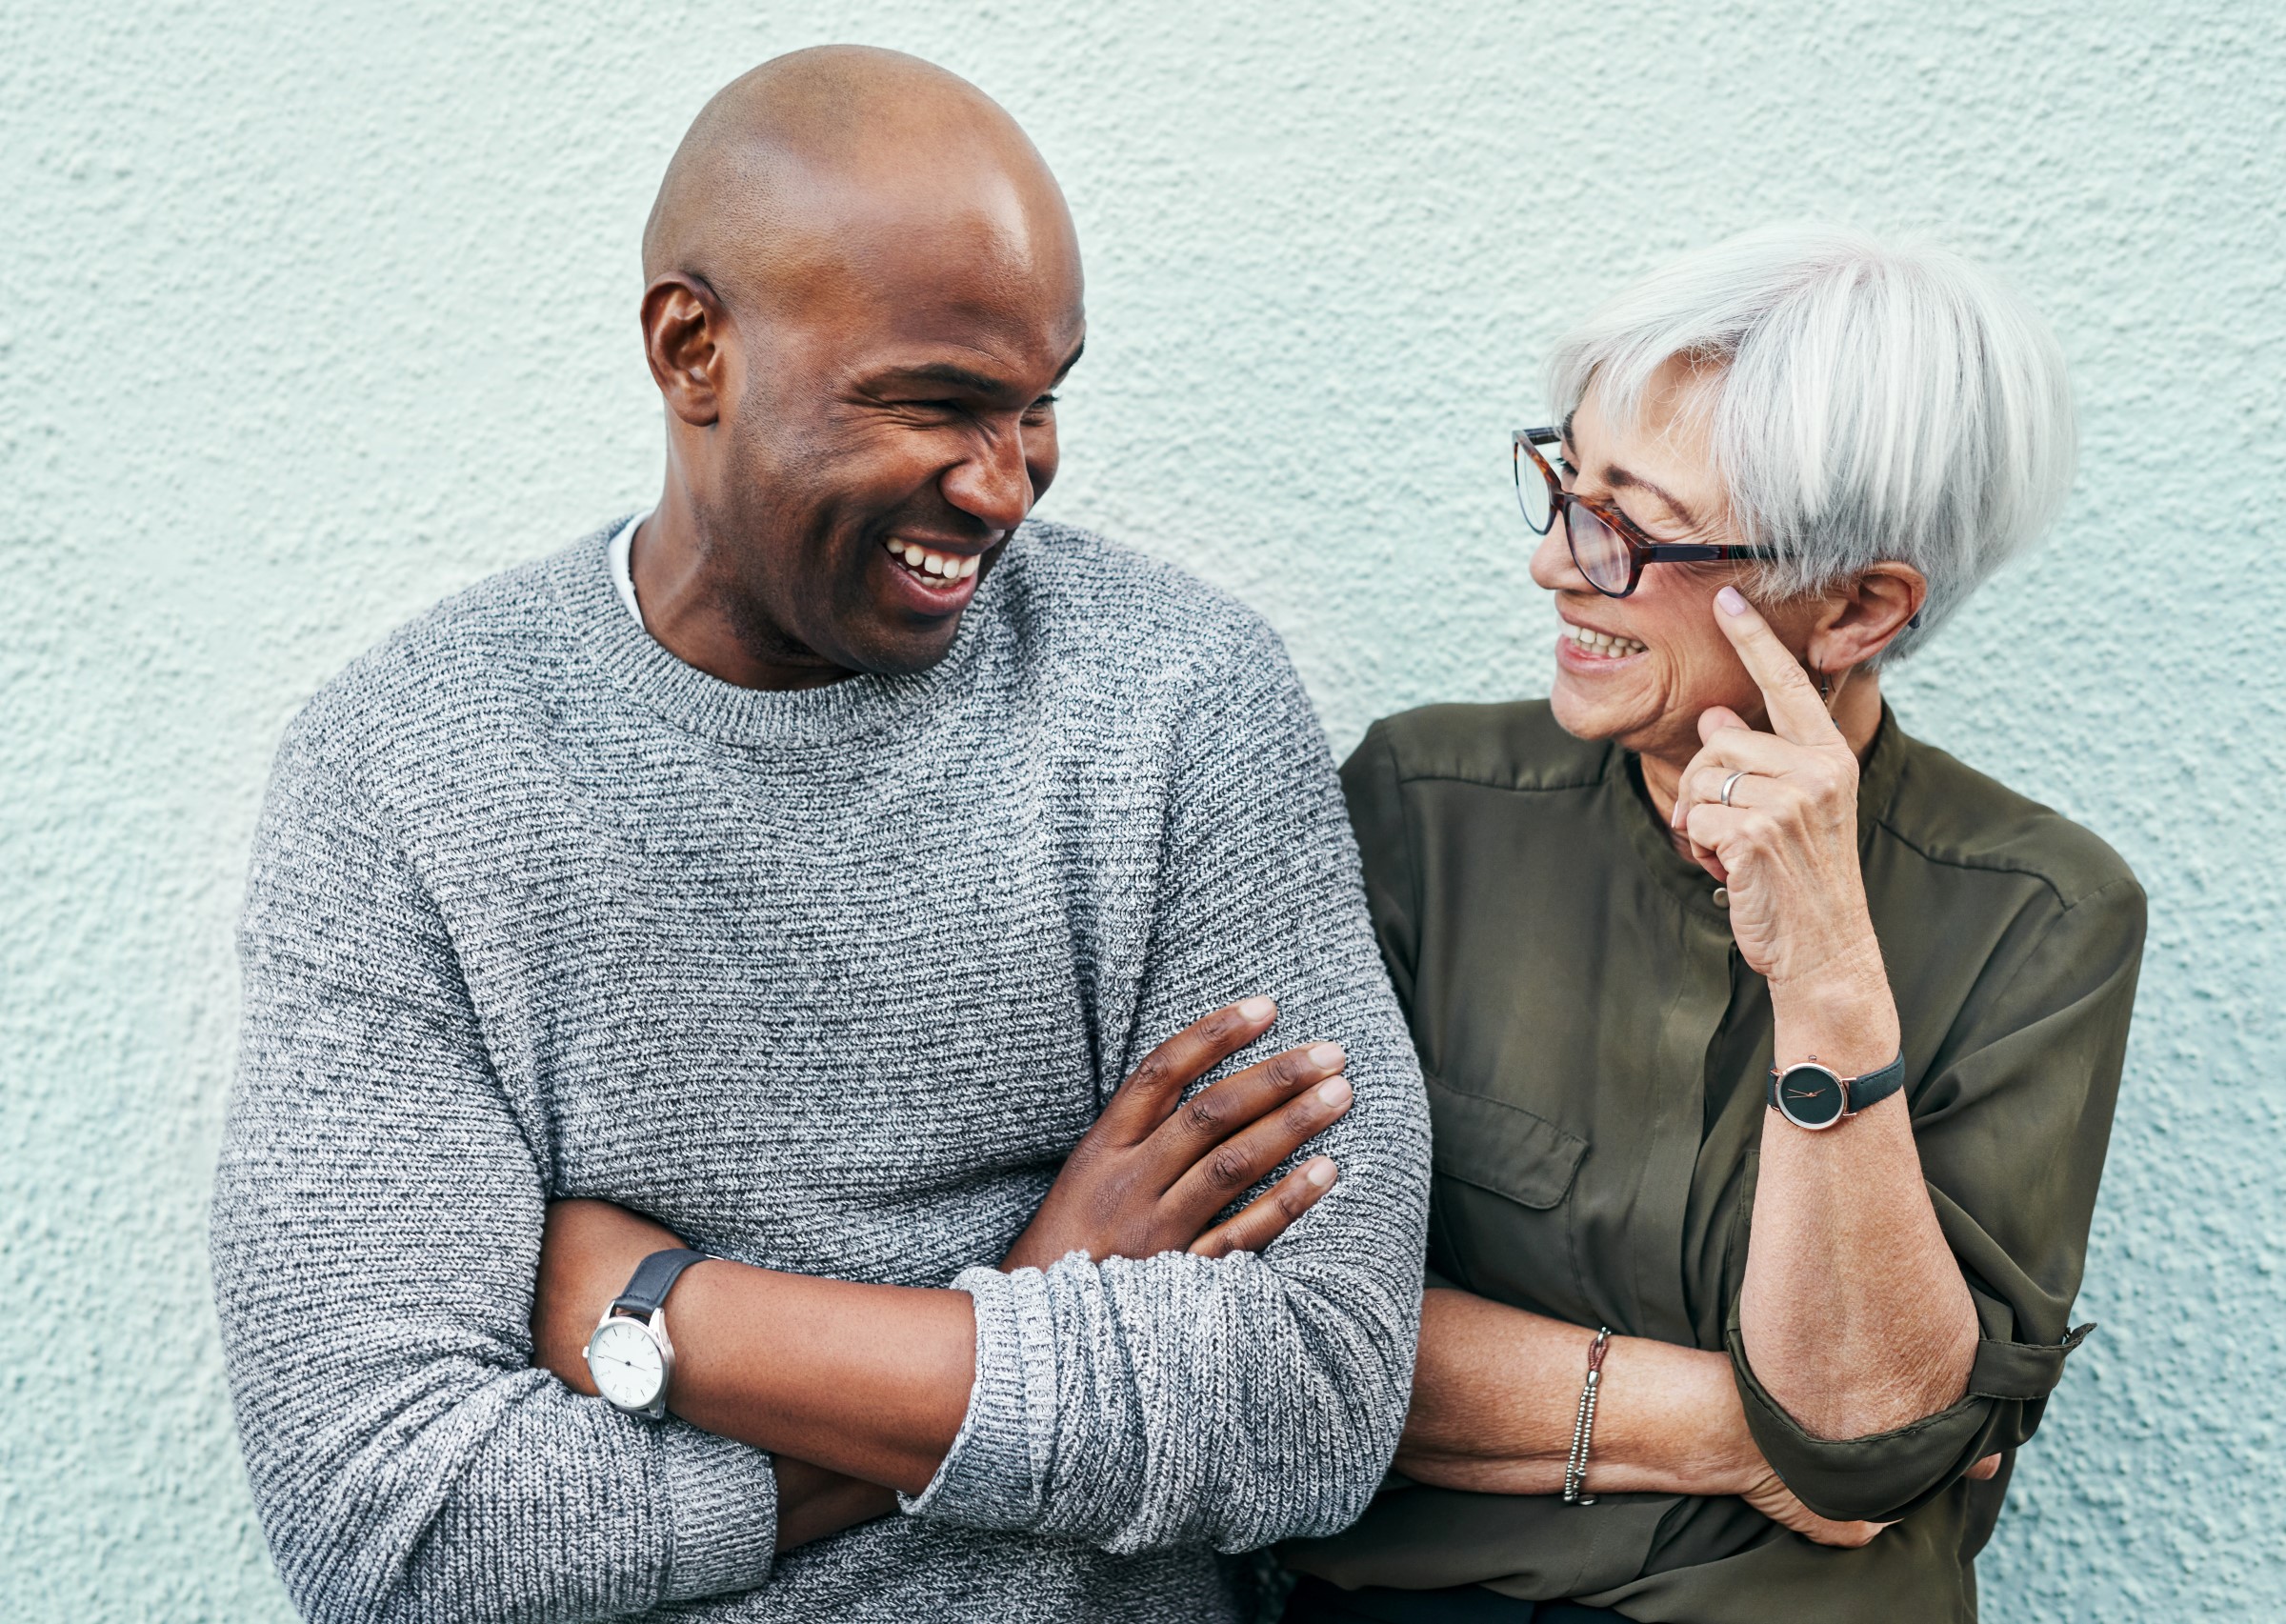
1772, 1059, 1851, 1131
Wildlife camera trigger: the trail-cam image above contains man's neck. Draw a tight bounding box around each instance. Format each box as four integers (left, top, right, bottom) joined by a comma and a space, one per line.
631, 490, 854, 692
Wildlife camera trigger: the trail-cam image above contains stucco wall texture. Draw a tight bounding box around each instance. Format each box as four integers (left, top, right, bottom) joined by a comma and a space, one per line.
3, 1, 2280, 1617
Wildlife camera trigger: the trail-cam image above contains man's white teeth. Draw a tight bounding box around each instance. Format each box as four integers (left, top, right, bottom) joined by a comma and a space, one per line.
884, 539, 979, 581
1569, 623, 1647, 658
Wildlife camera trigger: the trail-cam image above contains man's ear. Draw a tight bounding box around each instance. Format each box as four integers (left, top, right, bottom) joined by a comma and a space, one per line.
1807, 562, 1928, 672
641, 273, 731, 428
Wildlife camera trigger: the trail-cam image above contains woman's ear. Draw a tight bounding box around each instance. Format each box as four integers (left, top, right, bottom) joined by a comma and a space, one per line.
1809, 563, 1928, 672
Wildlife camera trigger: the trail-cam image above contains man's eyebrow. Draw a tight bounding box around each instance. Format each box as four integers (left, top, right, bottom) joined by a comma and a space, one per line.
880, 340, 1085, 401
887, 361, 1024, 396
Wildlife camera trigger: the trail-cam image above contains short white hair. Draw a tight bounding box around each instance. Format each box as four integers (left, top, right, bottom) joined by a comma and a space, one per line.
1545, 226, 2076, 665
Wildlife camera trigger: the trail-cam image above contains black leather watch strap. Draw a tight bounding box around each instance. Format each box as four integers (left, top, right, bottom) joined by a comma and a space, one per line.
1765, 1053, 1907, 1120
610, 1248, 709, 1322
1840, 1052, 1906, 1114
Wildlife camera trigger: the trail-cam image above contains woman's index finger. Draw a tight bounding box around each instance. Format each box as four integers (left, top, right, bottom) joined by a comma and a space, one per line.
1713, 586, 1838, 743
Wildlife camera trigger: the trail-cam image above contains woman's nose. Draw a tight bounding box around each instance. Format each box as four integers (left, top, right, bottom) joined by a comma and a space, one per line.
1528, 524, 1583, 592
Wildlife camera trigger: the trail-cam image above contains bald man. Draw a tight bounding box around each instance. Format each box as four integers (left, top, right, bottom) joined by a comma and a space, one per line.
213, 47, 1429, 1624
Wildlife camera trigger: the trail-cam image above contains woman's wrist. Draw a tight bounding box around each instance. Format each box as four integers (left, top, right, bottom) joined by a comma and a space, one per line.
1590, 1337, 1767, 1498
1766, 932, 1899, 1075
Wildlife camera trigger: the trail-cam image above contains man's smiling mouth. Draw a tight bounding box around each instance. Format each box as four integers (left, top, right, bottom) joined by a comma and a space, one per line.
882, 536, 981, 585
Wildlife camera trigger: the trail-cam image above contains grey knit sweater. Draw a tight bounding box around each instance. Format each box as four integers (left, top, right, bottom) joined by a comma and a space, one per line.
212, 519, 1431, 1624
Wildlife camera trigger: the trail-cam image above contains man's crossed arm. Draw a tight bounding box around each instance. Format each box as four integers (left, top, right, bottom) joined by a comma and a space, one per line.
531, 998, 1359, 1548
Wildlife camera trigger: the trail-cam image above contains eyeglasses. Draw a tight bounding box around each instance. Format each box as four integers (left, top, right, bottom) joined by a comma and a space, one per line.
1513, 427, 1775, 598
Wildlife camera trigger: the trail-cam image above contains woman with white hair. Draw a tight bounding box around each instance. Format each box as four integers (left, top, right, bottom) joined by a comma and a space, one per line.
1283, 229, 2145, 1621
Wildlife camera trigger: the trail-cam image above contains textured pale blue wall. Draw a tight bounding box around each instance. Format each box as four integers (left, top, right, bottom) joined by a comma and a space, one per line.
3, 1, 2280, 1616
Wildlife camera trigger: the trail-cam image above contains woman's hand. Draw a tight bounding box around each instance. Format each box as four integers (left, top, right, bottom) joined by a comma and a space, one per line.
1739, 1467, 1891, 1548
1742, 1451, 2001, 1548
1002, 997, 1350, 1272
1671, 587, 1887, 1003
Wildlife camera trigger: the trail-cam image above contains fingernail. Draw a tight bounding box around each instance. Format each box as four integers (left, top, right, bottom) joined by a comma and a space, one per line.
1309, 1043, 1345, 1070
1316, 1076, 1353, 1107
1239, 996, 1275, 1021
1717, 586, 1749, 615
1306, 1159, 1337, 1187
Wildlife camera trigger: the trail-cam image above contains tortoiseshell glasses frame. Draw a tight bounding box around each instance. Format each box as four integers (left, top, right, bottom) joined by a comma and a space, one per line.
1513, 426, 1776, 599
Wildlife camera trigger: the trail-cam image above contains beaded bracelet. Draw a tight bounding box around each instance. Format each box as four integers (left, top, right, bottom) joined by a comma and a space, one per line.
1561, 1326, 1613, 1505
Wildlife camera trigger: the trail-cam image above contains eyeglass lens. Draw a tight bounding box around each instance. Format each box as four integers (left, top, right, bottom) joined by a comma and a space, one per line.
1514, 443, 1555, 534
1565, 502, 1634, 596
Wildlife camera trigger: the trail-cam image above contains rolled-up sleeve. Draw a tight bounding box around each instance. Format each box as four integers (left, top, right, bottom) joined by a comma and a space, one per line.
902, 619, 1434, 1553
1731, 872, 2146, 1522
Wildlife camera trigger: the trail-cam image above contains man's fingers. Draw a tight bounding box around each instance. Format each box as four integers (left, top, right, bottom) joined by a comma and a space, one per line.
1713, 585, 1839, 745
1150, 1041, 1347, 1165
1163, 1073, 1354, 1222
1968, 1453, 2004, 1482
1098, 997, 1278, 1139
1187, 1157, 1339, 1258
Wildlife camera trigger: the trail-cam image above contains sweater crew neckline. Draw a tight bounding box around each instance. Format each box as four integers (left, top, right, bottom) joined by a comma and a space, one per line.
551, 518, 991, 749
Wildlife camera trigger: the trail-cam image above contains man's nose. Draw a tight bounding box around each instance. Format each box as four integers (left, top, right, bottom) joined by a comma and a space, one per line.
941, 427, 1035, 536
1527, 524, 1582, 592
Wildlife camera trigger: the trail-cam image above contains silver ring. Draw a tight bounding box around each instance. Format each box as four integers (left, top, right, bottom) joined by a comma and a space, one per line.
1719, 770, 1749, 808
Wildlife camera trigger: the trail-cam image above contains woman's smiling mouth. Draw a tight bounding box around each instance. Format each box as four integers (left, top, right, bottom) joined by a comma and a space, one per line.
1560, 621, 1648, 660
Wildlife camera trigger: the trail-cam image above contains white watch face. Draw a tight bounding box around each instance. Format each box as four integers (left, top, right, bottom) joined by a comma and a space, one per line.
587, 1316, 665, 1411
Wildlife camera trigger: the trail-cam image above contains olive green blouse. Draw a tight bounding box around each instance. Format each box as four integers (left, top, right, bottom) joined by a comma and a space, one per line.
1286, 701, 2144, 1623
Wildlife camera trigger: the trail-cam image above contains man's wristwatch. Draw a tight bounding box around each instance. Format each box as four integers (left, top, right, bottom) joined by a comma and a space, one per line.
583, 1247, 709, 1418
1767, 1053, 1906, 1131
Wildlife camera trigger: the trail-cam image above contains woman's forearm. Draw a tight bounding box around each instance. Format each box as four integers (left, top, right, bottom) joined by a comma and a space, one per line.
1397, 1289, 1757, 1497
1743, 963, 1979, 1439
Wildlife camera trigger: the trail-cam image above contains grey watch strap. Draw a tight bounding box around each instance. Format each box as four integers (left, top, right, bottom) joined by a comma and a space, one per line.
610, 1247, 708, 1322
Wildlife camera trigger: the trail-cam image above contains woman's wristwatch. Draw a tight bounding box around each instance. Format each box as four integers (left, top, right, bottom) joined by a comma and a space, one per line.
1767, 1053, 1905, 1130
582, 1247, 709, 1418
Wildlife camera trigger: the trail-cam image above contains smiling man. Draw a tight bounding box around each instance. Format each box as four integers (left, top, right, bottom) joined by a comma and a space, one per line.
211, 46, 1428, 1624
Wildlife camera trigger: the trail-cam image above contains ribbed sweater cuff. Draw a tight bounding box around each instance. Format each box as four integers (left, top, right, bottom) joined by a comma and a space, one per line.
658, 1423, 780, 1602
900, 1262, 1062, 1530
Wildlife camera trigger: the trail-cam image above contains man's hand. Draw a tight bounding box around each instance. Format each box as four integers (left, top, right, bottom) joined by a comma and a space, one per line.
1002, 996, 1351, 1273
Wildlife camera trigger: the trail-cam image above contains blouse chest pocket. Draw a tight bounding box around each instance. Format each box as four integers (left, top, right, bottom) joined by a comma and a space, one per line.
1425, 1071, 1595, 1318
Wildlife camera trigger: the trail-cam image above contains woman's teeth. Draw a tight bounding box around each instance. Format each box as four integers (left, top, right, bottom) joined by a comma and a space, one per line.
884, 538, 979, 582
1568, 624, 1647, 658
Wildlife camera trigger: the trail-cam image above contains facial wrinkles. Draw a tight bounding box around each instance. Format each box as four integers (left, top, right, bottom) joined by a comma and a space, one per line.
1544, 379, 1752, 756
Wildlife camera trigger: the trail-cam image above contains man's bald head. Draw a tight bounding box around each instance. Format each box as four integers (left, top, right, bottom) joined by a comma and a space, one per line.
632, 47, 1085, 689
642, 46, 1075, 318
